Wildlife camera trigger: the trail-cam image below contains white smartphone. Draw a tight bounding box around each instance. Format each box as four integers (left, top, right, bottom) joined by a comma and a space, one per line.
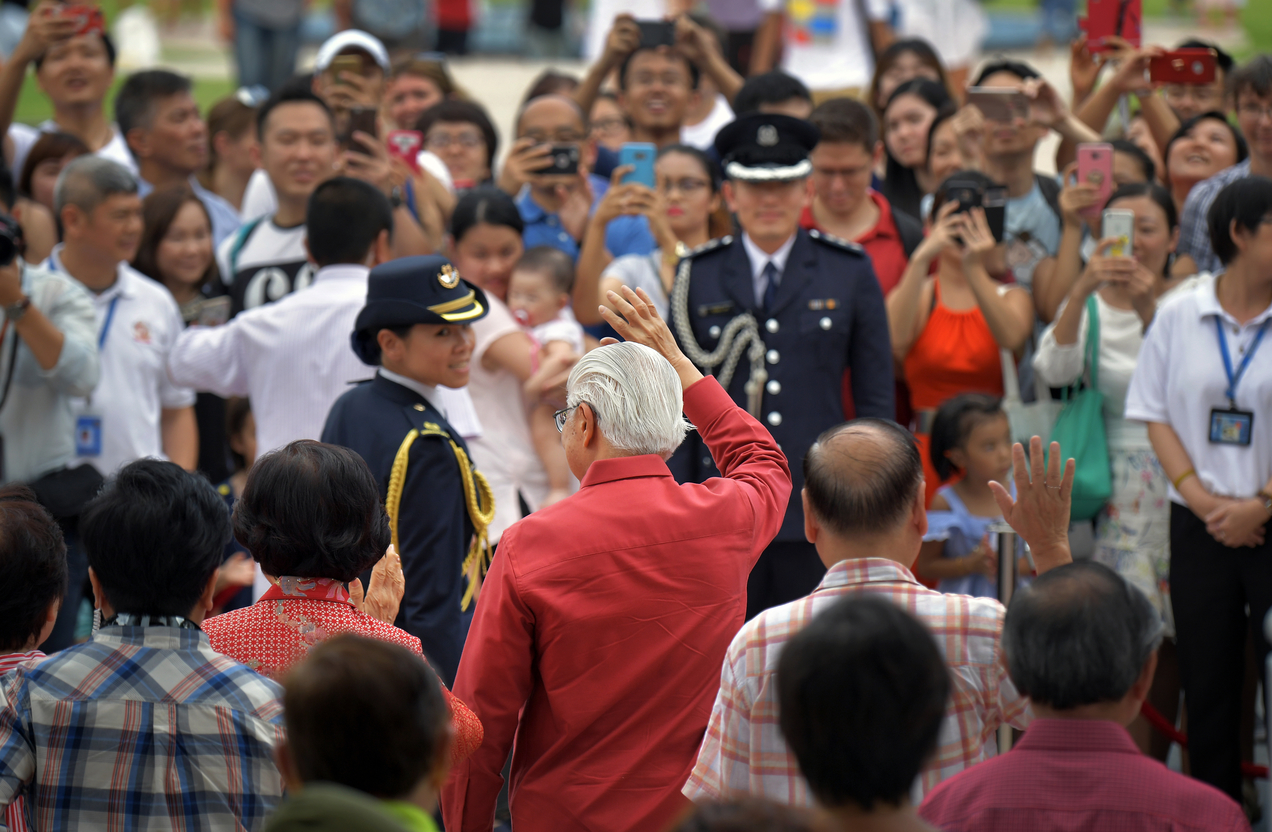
1102, 209, 1134, 258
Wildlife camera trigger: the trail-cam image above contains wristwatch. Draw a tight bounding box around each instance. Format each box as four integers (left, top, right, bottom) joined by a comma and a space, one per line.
4, 296, 30, 322
389, 185, 404, 209
1258, 489, 1272, 517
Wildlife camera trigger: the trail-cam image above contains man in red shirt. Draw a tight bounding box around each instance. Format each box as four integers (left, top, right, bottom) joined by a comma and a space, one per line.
801, 97, 921, 296
802, 97, 921, 422
920, 561, 1250, 832
441, 286, 790, 832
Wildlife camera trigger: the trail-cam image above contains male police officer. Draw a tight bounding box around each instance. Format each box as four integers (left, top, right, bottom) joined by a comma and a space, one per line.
669, 113, 894, 618
322, 255, 494, 685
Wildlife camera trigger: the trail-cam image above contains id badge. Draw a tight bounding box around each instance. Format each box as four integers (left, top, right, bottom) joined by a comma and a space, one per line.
1209, 407, 1253, 446
75, 414, 103, 457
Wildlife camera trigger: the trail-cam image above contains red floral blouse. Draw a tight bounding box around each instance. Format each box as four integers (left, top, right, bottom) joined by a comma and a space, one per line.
202, 577, 483, 763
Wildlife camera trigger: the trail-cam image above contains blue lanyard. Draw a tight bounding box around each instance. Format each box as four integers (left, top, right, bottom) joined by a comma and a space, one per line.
1215, 317, 1269, 407
98, 295, 120, 350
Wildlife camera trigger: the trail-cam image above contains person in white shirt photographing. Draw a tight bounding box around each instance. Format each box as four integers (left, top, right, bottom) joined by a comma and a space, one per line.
46, 155, 197, 478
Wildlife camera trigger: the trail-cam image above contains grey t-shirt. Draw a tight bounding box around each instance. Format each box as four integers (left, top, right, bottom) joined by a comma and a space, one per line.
602, 249, 670, 320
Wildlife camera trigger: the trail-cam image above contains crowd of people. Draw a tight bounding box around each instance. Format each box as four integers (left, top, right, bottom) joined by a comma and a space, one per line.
0, 0, 1270, 829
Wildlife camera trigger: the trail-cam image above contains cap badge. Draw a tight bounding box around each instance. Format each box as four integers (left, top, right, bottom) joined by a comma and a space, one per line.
438, 264, 461, 289
757, 125, 779, 147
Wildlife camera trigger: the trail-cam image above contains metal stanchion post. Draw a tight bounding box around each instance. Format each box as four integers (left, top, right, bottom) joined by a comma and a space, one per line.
991, 521, 1017, 755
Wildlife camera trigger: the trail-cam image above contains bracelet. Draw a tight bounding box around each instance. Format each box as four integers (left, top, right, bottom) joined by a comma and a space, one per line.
1173, 469, 1196, 490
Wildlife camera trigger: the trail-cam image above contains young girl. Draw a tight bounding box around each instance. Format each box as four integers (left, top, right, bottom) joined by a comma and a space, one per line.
917, 393, 1019, 599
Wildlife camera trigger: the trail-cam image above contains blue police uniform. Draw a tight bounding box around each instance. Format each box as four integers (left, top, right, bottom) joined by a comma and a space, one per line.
320, 256, 494, 686
669, 114, 896, 618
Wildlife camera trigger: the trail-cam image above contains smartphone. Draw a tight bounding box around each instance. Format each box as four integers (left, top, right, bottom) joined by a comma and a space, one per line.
344, 106, 378, 153
386, 130, 423, 173
619, 142, 656, 188
196, 296, 231, 328
539, 143, 580, 176
966, 88, 1031, 123
982, 186, 1007, 243
1150, 48, 1218, 85
1080, 0, 1142, 51
62, 4, 104, 37
1103, 209, 1135, 258
330, 54, 363, 86
1076, 143, 1114, 218
637, 19, 676, 48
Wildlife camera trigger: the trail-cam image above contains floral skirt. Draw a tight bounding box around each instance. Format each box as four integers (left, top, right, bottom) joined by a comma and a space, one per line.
1094, 446, 1174, 636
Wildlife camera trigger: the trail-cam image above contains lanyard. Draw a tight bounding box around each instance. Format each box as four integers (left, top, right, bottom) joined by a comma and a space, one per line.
98, 295, 120, 350
1215, 317, 1269, 407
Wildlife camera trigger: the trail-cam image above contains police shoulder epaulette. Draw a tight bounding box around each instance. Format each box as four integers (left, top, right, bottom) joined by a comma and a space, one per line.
808, 228, 864, 255
684, 235, 733, 260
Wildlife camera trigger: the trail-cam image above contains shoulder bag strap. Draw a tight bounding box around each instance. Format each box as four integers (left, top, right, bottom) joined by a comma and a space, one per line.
1084, 294, 1101, 391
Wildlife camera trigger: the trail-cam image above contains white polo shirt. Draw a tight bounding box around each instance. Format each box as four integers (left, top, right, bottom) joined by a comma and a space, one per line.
45, 246, 195, 477
1125, 273, 1272, 502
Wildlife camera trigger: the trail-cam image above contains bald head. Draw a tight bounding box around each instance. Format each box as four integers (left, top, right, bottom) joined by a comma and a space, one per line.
802, 419, 923, 537
515, 93, 587, 139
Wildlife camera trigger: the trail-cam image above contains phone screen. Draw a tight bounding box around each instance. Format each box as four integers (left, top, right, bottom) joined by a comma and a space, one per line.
344, 107, 378, 153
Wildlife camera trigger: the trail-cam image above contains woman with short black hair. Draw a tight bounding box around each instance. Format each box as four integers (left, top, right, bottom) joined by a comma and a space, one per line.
201, 440, 484, 766
1126, 175, 1272, 802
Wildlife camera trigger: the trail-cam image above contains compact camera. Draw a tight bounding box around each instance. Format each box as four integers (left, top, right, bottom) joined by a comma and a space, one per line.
943, 178, 1007, 243
0, 212, 25, 267
540, 144, 580, 176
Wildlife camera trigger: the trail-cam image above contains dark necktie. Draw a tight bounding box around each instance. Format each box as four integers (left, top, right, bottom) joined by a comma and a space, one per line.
762, 260, 780, 312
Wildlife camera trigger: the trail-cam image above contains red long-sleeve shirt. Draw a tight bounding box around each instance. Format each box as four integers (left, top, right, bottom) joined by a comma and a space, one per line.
442, 376, 791, 832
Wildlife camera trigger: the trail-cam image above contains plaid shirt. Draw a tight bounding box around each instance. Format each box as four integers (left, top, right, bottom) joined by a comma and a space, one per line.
0, 625, 285, 831
1177, 159, 1250, 276
683, 558, 1031, 807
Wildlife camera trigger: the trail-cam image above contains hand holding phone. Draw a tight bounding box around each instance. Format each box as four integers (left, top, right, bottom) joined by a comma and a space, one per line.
1102, 209, 1135, 258
1149, 48, 1217, 85
330, 54, 363, 86
618, 143, 656, 188
966, 88, 1030, 123
636, 19, 676, 48
1076, 143, 1114, 219
386, 130, 423, 174
343, 106, 378, 153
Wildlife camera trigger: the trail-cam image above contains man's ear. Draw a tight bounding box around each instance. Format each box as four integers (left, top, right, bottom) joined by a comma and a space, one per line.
871, 140, 885, 170
801, 488, 819, 545
35, 598, 60, 649
192, 570, 219, 621
372, 228, 392, 266
87, 566, 105, 611
721, 180, 738, 214
124, 127, 150, 161
249, 139, 263, 169
912, 480, 928, 538
429, 724, 455, 791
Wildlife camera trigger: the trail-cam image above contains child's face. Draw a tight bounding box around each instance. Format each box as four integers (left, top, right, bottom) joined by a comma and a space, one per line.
507, 268, 567, 328
952, 413, 1013, 483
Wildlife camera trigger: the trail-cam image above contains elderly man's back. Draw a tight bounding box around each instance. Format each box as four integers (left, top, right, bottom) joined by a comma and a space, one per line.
443, 376, 790, 832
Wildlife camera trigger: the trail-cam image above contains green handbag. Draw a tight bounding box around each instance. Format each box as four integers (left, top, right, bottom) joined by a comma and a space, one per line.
1047, 295, 1112, 521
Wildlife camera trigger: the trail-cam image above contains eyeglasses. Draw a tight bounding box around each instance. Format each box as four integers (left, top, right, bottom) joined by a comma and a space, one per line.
554, 402, 597, 432
426, 132, 484, 150
591, 117, 629, 135
1238, 103, 1272, 122
235, 85, 270, 108
660, 177, 710, 194
524, 132, 585, 144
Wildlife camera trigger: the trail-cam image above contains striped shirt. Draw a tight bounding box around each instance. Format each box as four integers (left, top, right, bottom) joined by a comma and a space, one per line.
0, 626, 285, 831
1177, 159, 1251, 276
684, 558, 1031, 807
0, 652, 43, 832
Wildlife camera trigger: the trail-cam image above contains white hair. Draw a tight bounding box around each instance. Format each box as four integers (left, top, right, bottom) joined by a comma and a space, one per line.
566, 342, 689, 458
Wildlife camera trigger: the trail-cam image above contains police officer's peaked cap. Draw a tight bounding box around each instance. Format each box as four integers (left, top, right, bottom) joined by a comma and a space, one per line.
714, 113, 820, 183
352, 255, 489, 365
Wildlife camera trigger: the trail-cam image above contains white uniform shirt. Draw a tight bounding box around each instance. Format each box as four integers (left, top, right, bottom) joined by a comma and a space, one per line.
1125, 273, 1272, 502
9, 121, 137, 181
44, 247, 195, 476
167, 263, 482, 458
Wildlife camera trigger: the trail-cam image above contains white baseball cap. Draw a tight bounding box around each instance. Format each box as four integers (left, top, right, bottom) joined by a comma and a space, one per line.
314, 30, 390, 73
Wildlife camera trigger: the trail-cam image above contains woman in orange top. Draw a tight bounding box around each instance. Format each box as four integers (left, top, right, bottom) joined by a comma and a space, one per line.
887, 172, 1034, 507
